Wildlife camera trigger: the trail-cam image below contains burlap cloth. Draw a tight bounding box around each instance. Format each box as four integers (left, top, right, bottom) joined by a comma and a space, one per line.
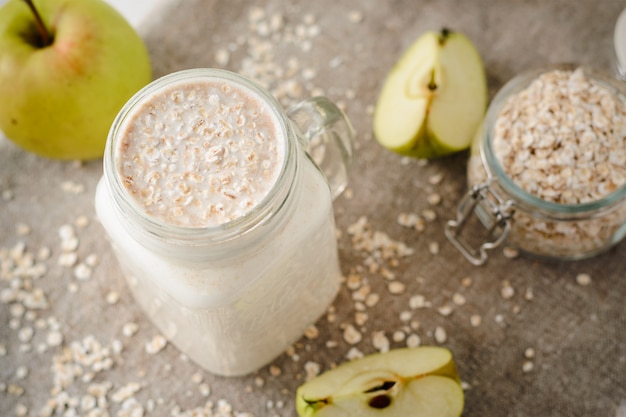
1, 0, 625, 416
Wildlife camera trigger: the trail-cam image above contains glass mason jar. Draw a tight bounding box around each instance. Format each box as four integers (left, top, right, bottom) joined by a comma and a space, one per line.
95, 69, 353, 376
446, 64, 626, 265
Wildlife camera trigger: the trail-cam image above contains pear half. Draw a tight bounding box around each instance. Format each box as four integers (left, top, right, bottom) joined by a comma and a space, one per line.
296, 347, 464, 417
374, 28, 487, 159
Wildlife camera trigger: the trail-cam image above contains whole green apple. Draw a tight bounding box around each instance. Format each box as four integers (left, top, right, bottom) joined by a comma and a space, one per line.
0, 0, 152, 160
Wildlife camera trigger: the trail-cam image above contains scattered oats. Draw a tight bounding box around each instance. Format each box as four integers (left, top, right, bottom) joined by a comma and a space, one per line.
61, 181, 85, 194
61, 236, 79, 252
16, 223, 31, 236
74, 263, 92, 280
145, 335, 167, 354
199, 383, 211, 397
434, 326, 447, 344
191, 372, 203, 384
269, 365, 282, 376
494, 314, 505, 324
427, 193, 442, 206
346, 273, 362, 290
461, 276, 473, 287
112, 339, 124, 354
524, 287, 534, 301
461, 381, 472, 390
15, 403, 28, 417
304, 361, 321, 381
342, 324, 362, 345
406, 333, 421, 348
68, 282, 79, 293
15, 366, 29, 379
409, 295, 427, 309
81, 394, 97, 411
429, 173, 443, 185
392, 331, 406, 342
399, 311, 412, 322
452, 293, 466, 306
254, 377, 265, 387
470, 315, 482, 327
0, 344, 6, 356
422, 209, 437, 222
10, 303, 25, 317
380, 267, 395, 280
106, 291, 120, 305
111, 382, 141, 403
122, 322, 138, 338
371, 331, 390, 352
37, 246, 51, 261
502, 246, 519, 259
58, 224, 76, 240
326, 340, 338, 348
576, 273, 592, 286
215, 48, 230, 66
7, 384, 24, 396
348, 10, 364, 23
85, 254, 100, 268
345, 347, 364, 360
2, 189, 14, 201
75, 215, 90, 228
522, 361, 534, 372
397, 212, 424, 231
428, 241, 440, 255
524, 347, 536, 359
355, 312, 368, 326
18, 327, 33, 343
365, 293, 380, 308
387, 281, 406, 294
501, 282, 515, 299
58, 252, 78, 268
46, 330, 63, 347
437, 305, 453, 317
410, 319, 420, 330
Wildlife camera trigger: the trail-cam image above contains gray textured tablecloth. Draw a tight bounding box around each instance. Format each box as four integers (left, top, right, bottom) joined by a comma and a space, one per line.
1, 1, 625, 416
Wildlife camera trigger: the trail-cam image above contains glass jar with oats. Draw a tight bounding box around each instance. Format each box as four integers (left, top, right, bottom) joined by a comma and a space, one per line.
446, 64, 626, 265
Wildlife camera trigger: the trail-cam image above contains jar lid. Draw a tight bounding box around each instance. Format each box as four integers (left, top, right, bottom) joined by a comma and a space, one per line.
615, 8, 626, 78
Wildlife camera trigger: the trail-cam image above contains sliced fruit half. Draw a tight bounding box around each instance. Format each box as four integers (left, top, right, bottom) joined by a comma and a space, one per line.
295, 347, 464, 417
373, 28, 488, 159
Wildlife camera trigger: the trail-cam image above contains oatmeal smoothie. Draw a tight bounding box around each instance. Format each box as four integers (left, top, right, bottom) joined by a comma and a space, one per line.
95, 70, 343, 375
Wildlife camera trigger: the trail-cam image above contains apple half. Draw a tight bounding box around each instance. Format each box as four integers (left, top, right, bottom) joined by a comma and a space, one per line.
373, 28, 487, 159
296, 347, 464, 417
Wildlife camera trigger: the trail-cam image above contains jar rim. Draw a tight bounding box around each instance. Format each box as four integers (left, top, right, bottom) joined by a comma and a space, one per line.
482, 63, 626, 215
103, 68, 297, 245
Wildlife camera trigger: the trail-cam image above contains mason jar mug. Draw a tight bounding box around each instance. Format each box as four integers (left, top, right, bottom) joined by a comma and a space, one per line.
95, 68, 354, 376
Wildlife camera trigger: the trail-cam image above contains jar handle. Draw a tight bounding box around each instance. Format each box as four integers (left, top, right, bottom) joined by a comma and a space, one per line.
445, 182, 513, 265
287, 97, 354, 199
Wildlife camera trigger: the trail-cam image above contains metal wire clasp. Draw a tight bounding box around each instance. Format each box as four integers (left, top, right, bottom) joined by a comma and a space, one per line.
445, 181, 514, 266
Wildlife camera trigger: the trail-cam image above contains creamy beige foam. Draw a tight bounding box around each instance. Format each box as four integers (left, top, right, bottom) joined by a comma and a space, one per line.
116, 78, 285, 227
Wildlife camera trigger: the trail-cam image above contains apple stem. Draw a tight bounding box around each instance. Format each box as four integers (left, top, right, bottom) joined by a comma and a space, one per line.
22, 0, 52, 47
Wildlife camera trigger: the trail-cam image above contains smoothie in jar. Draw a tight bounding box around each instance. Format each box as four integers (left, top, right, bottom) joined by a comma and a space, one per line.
95, 69, 344, 376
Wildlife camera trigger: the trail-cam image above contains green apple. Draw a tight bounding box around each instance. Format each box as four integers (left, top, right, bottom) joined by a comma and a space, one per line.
373, 28, 487, 159
0, 0, 152, 160
296, 347, 464, 417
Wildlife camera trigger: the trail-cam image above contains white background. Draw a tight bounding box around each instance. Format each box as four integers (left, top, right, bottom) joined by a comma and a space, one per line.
0, 0, 167, 29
